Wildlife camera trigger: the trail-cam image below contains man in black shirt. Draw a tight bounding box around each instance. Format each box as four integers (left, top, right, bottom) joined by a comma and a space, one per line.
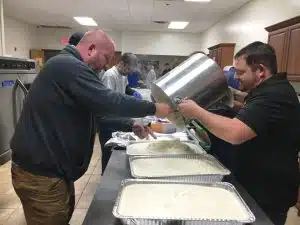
68, 31, 85, 46
179, 41, 299, 224
161, 63, 171, 76
11, 29, 172, 225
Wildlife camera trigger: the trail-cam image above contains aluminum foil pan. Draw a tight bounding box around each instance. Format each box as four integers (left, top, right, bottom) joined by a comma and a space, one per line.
126, 140, 206, 156
112, 179, 255, 225
129, 154, 230, 182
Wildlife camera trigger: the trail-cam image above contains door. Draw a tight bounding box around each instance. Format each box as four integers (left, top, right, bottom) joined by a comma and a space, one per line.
30, 49, 45, 70
209, 49, 218, 62
286, 23, 300, 80
0, 74, 18, 155
268, 28, 289, 73
43, 49, 61, 62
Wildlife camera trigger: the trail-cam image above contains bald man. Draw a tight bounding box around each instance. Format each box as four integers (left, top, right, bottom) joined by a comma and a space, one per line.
10, 29, 172, 225
67, 32, 153, 175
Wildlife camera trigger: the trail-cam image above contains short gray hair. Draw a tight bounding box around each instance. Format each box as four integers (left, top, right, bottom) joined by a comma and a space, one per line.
120, 52, 138, 66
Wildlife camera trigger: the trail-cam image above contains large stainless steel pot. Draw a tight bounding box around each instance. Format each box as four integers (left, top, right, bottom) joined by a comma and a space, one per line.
151, 52, 231, 128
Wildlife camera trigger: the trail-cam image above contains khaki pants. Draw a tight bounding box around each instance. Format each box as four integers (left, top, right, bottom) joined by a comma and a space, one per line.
11, 165, 75, 225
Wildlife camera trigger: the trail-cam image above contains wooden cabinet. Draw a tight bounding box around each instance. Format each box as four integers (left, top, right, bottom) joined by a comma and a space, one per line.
268, 28, 289, 73
208, 43, 235, 69
266, 16, 300, 81
286, 23, 300, 79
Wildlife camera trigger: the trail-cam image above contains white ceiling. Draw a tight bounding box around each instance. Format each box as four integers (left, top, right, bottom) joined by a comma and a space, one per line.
4, 0, 251, 33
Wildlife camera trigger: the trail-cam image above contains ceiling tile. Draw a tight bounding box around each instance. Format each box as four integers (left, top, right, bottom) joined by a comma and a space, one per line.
4, 0, 251, 33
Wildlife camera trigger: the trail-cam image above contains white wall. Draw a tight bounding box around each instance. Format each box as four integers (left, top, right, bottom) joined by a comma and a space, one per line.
198, 0, 300, 54
2, 17, 202, 57
34, 29, 202, 56
4, 17, 36, 58
34, 27, 123, 51
122, 31, 201, 56
3, 0, 300, 58
14, 26, 201, 56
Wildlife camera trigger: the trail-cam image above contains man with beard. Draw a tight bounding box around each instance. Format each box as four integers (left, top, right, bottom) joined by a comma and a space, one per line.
179, 41, 300, 224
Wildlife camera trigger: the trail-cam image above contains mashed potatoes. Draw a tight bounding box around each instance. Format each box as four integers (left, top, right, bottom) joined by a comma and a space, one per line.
118, 183, 250, 221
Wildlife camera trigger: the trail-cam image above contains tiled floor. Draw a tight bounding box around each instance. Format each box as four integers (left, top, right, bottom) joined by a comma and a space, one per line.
0, 137, 299, 225
0, 137, 102, 225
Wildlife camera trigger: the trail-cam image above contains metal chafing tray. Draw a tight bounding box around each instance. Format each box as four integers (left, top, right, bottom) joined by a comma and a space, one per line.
126, 140, 206, 156
112, 179, 256, 225
129, 154, 230, 182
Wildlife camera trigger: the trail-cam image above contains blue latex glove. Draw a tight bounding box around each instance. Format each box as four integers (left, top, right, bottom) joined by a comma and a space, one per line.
133, 91, 142, 100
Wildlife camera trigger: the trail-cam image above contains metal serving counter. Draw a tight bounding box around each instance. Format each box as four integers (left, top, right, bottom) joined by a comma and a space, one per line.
82, 150, 274, 225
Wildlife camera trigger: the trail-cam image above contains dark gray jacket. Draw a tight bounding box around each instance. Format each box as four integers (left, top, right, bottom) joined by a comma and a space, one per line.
96, 116, 134, 132
11, 45, 155, 181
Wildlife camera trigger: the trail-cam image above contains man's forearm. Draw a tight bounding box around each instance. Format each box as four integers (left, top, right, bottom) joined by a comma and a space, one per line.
193, 107, 244, 145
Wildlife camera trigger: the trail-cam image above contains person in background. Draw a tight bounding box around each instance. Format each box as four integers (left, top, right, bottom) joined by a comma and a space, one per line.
68, 31, 85, 46
224, 66, 240, 89
127, 71, 140, 88
128, 60, 142, 88
161, 62, 171, 76
98, 65, 109, 80
102, 52, 141, 97
179, 41, 300, 224
100, 53, 144, 173
223, 65, 247, 110
10, 29, 172, 225
145, 64, 156, 89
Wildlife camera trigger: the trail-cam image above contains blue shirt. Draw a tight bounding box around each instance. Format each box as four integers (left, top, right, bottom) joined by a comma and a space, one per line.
224, 67, 240, 89
127, 72, 139, 88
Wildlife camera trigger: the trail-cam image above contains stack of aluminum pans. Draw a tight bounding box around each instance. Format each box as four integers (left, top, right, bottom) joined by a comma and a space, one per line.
129, 154, 230, 182
113, 179, 256, 225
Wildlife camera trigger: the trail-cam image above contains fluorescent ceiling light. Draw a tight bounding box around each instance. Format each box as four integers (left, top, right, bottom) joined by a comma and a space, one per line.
184, 0, 211, 2
168, 21, 189, 29
74, 17, 97, 26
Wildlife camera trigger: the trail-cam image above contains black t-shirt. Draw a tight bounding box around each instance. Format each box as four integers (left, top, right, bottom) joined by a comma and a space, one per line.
235, 75, 300, 213
162, 69, 171, 75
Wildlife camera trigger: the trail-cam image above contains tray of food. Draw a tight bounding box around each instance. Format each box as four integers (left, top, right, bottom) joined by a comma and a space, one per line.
112, 179, 255, 225
129, 154, 230, 182
126, 140, 206, 156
